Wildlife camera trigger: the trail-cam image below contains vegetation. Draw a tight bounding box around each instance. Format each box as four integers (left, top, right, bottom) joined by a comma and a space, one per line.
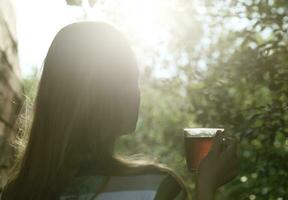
22, 0, 287, 199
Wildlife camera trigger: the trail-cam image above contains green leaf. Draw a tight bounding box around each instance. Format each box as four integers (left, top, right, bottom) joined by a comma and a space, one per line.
88, 0, 97, 7
66, 0, 82, 6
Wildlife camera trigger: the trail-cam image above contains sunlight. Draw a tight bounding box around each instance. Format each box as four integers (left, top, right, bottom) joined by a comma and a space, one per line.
74, 0, 179, 79
88, 0, 173, 47
2, 1, 286, 197
122, 0, 163, 41
15, 0, 198, 77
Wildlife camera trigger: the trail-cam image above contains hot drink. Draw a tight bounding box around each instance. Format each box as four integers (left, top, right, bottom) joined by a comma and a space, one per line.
184, 128, 224, 171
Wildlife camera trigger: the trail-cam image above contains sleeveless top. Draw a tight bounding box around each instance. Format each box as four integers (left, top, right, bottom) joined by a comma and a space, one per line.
59, 174, 186, 200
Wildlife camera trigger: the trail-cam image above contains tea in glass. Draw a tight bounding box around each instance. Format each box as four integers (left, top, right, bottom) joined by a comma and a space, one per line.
184, 128, 224, 171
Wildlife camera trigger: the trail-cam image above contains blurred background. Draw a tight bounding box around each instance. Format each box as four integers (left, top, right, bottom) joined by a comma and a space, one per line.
0, 0, 287, 199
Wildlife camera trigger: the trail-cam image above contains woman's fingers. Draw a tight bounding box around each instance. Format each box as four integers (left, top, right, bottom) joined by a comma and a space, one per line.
223, 168, 238, 185
210, 130, 225, 156
197, 131, 239, 192
221, 136, 237, 161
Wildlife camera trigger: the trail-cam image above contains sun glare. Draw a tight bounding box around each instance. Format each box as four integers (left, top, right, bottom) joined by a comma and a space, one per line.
16, 0, 191, 77
87, 0, 173, 47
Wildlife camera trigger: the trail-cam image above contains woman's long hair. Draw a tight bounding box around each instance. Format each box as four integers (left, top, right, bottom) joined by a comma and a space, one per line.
2, 22, 140, 199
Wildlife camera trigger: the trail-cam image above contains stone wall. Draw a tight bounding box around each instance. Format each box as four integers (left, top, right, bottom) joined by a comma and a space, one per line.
0, 0, 23, 190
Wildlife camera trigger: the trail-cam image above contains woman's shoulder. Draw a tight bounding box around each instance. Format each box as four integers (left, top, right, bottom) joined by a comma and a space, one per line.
60, 168, 187, 200
113, 157, 188, 200
142, 166, 187, 200
64, 157, 188, 199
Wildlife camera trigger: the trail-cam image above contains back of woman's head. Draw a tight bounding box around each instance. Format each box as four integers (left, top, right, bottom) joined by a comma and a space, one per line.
2, 22, 140, 200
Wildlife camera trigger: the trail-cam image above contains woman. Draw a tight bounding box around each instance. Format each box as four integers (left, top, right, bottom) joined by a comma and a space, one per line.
2, 22, 237, 200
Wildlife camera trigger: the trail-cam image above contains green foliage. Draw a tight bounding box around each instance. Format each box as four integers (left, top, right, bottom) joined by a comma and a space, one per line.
23, 66, 39, 100
66, 0, 82, 6
186, 1, 288, 199
66, 0, 97, 7
118, 0, 288, 199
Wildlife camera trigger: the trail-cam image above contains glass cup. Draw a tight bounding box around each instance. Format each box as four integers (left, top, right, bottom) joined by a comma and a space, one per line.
184, 128, 224, 171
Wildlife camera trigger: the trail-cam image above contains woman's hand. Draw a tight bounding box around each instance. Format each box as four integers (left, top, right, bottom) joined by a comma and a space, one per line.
196, 131, 238, 200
